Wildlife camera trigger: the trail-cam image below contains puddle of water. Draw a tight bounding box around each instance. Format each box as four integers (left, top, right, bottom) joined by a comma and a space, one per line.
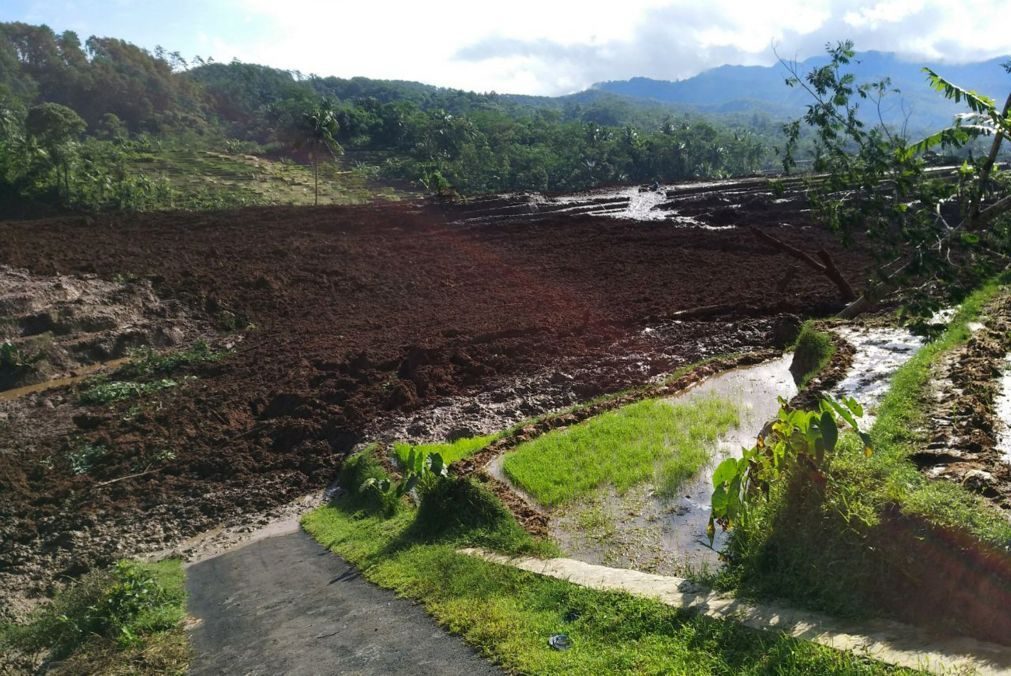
997, 354, 1011, 465
0, 357, 131, 402
831, 326, 924, 425
546, 355, 797, 573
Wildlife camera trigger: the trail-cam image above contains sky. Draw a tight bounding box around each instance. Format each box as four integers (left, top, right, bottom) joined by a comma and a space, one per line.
3, 0, 1011, 95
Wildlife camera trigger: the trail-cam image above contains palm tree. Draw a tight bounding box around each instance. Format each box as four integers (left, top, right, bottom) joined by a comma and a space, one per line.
295, 100, 342, 205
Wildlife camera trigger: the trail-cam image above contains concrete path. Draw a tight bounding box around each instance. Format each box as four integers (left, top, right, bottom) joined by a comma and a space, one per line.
460, 548, 1011, 675
186, 528, 500, 675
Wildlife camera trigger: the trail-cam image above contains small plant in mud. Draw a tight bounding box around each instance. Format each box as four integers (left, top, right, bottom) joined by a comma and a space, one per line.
79, 377, 180, 406
708, 396, 870, 543
66, 442, 109, 475
122, 340, 223, 378
0, 341, 43, 384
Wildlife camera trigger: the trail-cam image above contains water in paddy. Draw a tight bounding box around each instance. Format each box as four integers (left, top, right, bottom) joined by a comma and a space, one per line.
830, 326, 924, 427
547, 324, 928, 574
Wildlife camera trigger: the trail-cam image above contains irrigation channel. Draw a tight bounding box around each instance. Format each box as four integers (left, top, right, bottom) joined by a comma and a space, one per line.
482, 325, 926, 576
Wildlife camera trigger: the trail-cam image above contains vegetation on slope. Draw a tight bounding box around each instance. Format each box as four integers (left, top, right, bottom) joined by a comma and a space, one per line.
304, 453, 913, 675
1, 559, 189, 674
719, 279, 1011, 636
0, 21, 784, 214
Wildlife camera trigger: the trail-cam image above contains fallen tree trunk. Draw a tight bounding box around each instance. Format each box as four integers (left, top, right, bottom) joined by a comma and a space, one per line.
749, 225, 857, 302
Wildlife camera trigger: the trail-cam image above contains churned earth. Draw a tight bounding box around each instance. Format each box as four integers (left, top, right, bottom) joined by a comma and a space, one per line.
0, 183, 869, 619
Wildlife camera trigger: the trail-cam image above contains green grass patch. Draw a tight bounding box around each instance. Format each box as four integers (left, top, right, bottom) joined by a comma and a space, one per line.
79, 378, 180, 405
789, 322, 836, 387
393, 434, 498, 467
1, 559, 189, 674
119, 340, 224, 379
721, 279, 1011, 620
302, 483, 913, 675
502, 397, 738, 507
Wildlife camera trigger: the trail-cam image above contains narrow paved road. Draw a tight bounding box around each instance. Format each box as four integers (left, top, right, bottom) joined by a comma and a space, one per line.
186, 529, 501, 675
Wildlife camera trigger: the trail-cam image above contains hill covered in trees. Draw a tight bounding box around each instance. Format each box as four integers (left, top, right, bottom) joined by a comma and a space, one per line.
0, 21, 789, 213
0, 21, 1004, 215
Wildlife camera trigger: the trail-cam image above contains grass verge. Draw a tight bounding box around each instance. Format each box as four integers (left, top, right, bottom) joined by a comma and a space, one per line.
302, 457, 913, 675
789, 322, 836, 387
1, 559, 189, 675
502, 397, 738, 506
721, 279, 1011, 631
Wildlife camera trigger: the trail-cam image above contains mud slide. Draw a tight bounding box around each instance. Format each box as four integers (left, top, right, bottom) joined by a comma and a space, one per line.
1, 196, 869, 618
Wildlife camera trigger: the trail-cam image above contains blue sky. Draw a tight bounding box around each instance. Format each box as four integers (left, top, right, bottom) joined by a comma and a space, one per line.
3, 0, 1010, 95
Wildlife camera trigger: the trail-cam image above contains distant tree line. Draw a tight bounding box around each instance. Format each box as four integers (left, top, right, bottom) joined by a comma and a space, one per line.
0, 21, 785, 211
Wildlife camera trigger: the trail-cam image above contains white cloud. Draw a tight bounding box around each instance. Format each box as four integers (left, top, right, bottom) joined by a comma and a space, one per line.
214, 0, 1011, 94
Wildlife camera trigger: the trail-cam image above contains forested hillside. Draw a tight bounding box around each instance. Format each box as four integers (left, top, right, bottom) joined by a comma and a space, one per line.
0, 22, 784, 214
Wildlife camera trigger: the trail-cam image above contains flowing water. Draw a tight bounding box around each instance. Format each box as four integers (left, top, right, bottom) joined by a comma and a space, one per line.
996, 353, 1011, 465
830, 326, 925, 426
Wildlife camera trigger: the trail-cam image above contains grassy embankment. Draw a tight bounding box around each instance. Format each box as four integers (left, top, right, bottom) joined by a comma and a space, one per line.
126, 147, 402, 208
303, 450, 912, 674
1, 560, 189, 674
722, 279, 1011, 618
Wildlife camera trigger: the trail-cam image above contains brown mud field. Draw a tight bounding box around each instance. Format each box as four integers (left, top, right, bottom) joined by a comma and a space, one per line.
0, 190, 869, 618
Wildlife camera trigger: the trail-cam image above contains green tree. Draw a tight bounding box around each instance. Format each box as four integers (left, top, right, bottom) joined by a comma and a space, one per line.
25, 101, 86, 201
293, 100, 342, 205
781, 42, 1011, 317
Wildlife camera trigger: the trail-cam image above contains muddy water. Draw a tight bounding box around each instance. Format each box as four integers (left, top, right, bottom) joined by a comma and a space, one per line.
549, 355, 797, 574
830, 326, 924, 426
654, 354, 797, 567
997, 354, 1011, 465
0, 357, 131, 402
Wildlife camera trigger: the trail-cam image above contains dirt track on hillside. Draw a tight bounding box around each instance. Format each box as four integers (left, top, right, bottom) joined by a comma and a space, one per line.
0, 194, 869, 616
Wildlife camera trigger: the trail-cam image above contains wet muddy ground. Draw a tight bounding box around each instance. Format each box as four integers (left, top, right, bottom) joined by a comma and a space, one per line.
0, 181, 869, 618
920, 292, 1011, 509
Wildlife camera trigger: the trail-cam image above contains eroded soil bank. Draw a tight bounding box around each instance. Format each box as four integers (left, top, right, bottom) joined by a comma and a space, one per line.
921, 292, 1011, 509
0, 190, 868, 618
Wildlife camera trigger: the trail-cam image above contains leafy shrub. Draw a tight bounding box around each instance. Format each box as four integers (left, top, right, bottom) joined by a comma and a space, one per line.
708, 396, 870, 543
359, 447, 448, 514
2, 560, 185, 661
338, 447, 401, 515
